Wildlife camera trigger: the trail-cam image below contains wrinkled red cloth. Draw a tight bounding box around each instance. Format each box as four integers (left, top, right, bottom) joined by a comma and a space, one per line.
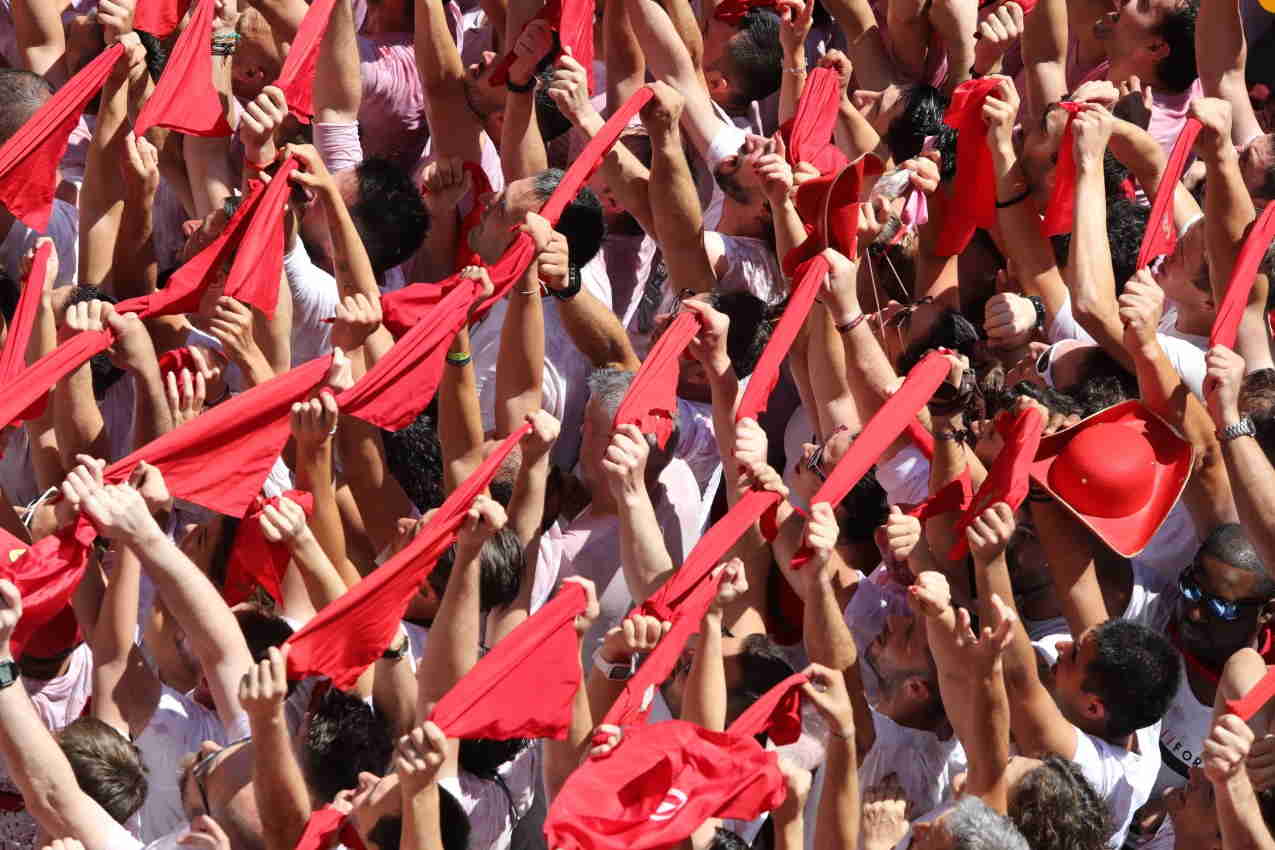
936, 78, 1002, 257
604, 572, 724, 728
134, 0, 186, 36
382, 87, 654, 334
133, 0, 233, 138
116, 159, 300, 320
1211, 201, 1275, 350
1040, 102, 1083, 237
273, 0, 337, 122
294, 806, 368, 850
0, 241, 50, 386
613, 311, 701, 449
906, 470, 974, 521
784, 69, 848, 175
947, 406, 1043, 559
336, 278, 479, 430
489, 0, 596, 93
454, 162, 494, 271
1138, 118, 1200, 269
0, 43, 124, 231
791, 352, 950, 568
544, 719, 786, 850
728, 672, 808, 745
640, 489, 782, 623
432, 582, 587, 740
713, 0, 778, 23
1228, 667, 1275, 721
104, 356, 332, 517
223, 491, 314, 606
285, 425, 531, 688
0, 330, 113, 432
0, 516, 96, 659
737, 255, 828, 421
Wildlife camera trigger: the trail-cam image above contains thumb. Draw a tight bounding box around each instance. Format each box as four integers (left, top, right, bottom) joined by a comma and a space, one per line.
888, 505, 903, 517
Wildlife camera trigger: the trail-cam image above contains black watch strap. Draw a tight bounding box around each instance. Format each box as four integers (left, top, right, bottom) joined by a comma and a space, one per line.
0, 659, 19, 689
549, 265, 583, 300
1026, 295, 1046, 330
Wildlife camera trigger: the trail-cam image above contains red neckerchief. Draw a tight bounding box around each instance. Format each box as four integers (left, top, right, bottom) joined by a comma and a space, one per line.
1168, 621, 1275, 684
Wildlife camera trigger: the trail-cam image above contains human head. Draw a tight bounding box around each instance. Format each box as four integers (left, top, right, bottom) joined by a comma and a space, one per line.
179, 739, 263, 850
865, 613, 942, 725
1174, 524, 1275, 668
1239, 133, 1275, 201
1009, 755, 1109, 850
426, 526, 524, 613
330, 158, 430, 275
712, 134, 776, 211
881, 84, 951, 165
64, 13, 107, 79
894, 308, 980, 375
232, 8, 285, 100
63, 287, 127, 399
303, 688, 395, 804
57, 718, 148, 824
704, 9, 782, 110
468, 170, 604, 271
235, 609, 294, 662
912, 795, 1030, 850
351, 784, 471, 850
663, 632, 794, 721
0, 69, 52, 147
1095, 0, 1197, 93
462, 51, 509, 130
580, 367, 679, 491
674, 292, 773, 401
382, 411, 446, 512
1051, 620, 1180, 739
1155, 218, 1212, 314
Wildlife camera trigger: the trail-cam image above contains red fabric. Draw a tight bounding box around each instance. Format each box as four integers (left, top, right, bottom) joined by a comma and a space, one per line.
713, 0, 778, 23
640, 489, 782, 623
0, 44, 124, 231
544, 719, 786, 850
1137, 118, 1200, 270
604, 573, 725, 728
294, 806, 368, 850
1210, 201, 1275, 350
156, 347, 199, 381
0, 241, 51, 385
0, 516, 96, 659
947, 406, 1043, 559
727, 672, 808, 745
116, 159, 299, 320
907, 470, 973, 521
613, 311, 701, 449
134, 0, 185, 36
783, 155, 882, 273
937, 78, 1002, 257
285, 424, 531, 688
104, 356, 332, 518
133, 0, 233, 138
1226, 664, 1275, 721
454, 162, 493, 271
489, 0, 597, 93
336, 279, 479, 430
381, 87, 655, 334
737, 255, 828, 422
432, 582, 587, 739
785, 68, 848, 175
1040, 102, 1083, 238
273, 0, 338, 122
223, 491, 314, 606
791, 352, 950, 568
907, 418, 936, 459
0, 330, 114, 432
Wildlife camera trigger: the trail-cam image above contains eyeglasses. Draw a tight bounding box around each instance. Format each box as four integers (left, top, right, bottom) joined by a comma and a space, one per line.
184, 736, 250, 816
1178, 568, 1267, 622
805, 426, 850, 481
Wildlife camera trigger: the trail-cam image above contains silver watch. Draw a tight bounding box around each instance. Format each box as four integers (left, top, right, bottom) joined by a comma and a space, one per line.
592, 647, 636, 681
1218, 416, 1257, 443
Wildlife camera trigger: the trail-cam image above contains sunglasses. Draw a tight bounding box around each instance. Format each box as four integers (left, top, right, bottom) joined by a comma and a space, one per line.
1178, 567, 1267, 622
805, 426, 850, 481
184, 736, 250, 816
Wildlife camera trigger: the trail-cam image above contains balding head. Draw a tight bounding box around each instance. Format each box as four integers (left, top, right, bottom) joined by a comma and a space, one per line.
0, 70, 53, 145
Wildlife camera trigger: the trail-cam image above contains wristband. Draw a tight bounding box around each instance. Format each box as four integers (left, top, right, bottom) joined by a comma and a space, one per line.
506, 75, 536, 93
548, 265, 583, 301
996, 185, 1032, 208
1026, 295, 1046, 330
445, 351, 472, 366
834, 313, 866, 334
244, 154, 275, 171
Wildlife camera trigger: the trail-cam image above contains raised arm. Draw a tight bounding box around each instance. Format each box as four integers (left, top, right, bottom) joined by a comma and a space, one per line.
415, 0, 485, 163
12, 0, 66, 78
238, 646, 311, 850
804, 663, 861, 850
495, 217, 548, 438
1203, 714, 1275, 850
499, 20, 553, 181
680, 562, 746, 731
602, 424, 677, 603
312, 0, 360, 124
1195, 0, 1263, 147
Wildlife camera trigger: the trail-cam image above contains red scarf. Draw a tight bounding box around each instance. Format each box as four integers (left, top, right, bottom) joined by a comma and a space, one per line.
133, 0, 233, 138
1040, 102, 1083, 237
936, 78, 1002, 257
0, 43, 125, 231
783, 68, 848, 175
0, 516, 96, 659
713, 0, 778, 24
0, 241, 51, 391
133, 0, 187, 36
1210, 201, 1275, 350
273, 0, 338, 122
489, 0, 597, 93
294, 806, 368, 850
222, 490, 314, 606
947, 406, 1042, 559
612, 310, 702, 449
1137, 118, 1200, 269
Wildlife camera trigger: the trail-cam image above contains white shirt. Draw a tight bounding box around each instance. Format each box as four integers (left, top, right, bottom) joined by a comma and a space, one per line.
283, 240, 337, 366
1070, 722, 1163, 847
438, 744, 540, 850
1151, 668, 1210, 796
860, 709, 967, 819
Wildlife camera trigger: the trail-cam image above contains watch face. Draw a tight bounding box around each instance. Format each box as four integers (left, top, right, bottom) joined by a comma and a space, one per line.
606, 663, 632, 681
0, 661, 19, 689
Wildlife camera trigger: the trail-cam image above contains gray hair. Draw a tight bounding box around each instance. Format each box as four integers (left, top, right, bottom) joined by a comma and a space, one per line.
947, 797, 1030, 850
586, 367, 680, 457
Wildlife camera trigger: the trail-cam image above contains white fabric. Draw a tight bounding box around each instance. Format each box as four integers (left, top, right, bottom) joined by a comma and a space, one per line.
315, 122, 365, 173
675, 396, 724, 495
860, 709, 966, 818
876, 444, 931, 508
283, 239, 338, 366
438, 744, 540, 850
1070, 722, 1162, 847
1151, 667, 1211, 796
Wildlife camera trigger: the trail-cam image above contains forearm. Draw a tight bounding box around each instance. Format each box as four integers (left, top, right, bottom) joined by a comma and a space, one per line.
1216, 770, 1275, 850
617, 487, 676, 602
439, 326, 486, 492
771, 196, 808, 270
992, 150, 1069, 320
416, 555, 482, 708
79, 75, 130, 291
54, 364, 108, 466
1020, 0, 1068, 118
604, 0, 646, 111
834, 97, 880, 163
294, 441, 354, 587
111, 185, 159, 301
813, 737, 859, 850
286, 525, 354, 615
335, 411, 415, 554
1203, 144, 1256, 307
313, 0, 361, 123
803, 573, 857, 671
649, 123, 716, 293
129, 361, 173, 449
575, 109, 656, 234
558, 289, 642, 371
681, 611, 727, 730
500, 88, 547, 183
494, 268, 544, 438
91, 546, 145, 735
1221, 433, 1275, 574
185, 135, 235, 219
402, 782, 445, 850
837, 308, 899, 420
1067, 169, 1134, 371
1030, 499, 1109, 636
318, 185, 380, 301
251, 707, 311, 850
778, 58, 807, 129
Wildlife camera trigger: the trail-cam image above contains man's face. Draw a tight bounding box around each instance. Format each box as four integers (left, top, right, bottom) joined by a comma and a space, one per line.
713, 135, 773, 207
1155, 220, 1210, 311
65, 14, 105, 78
1175, 553, 1270, 667
182, 208, 233, 264
1019, 105, 1071, 212
463, 51, 508, 125
850, 85, 908, 136
180, 739, 261, 845
1050, 627, 1102, 728
231, 9, 284, 100
1239, 133, 1275, 200
702, 17, 738, 71
1094, 0, 1169, 70
468, 177, 543, 263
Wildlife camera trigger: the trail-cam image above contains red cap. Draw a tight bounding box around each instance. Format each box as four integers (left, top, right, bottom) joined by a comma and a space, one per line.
783, 154, 883, 274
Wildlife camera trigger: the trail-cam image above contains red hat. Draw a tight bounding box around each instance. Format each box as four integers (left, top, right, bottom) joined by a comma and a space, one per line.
782, 154, 884, 274
1028, 400, 1192, 557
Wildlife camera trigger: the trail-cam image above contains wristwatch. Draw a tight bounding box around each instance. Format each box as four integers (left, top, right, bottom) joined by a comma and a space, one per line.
592, 647, 636, 681
1218, 416, 1257, 444
1026, 295, 1046, 330
0, 660, 19, 689
382, 633, 409, 661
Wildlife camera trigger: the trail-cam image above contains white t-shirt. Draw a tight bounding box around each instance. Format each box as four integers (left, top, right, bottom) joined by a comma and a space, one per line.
1151, 668, 1210, 796
438, 744, 540, 850
1070, 722, 1163, 847
675, 396, 724, 496
2, 199, 78, 287
860, 709, 967, 819
283, 239, 338, 367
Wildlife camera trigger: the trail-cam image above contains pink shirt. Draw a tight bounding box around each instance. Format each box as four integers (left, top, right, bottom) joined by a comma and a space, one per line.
357, 34, 429, 167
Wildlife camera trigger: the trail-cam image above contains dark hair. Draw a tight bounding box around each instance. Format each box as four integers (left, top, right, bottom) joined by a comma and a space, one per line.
710, 291, 773, 378
1083, 619, 1180, 739
535, 68, 573, 142
350, 157, 430, 274
1105, 198, 1151, 293
708, 827, 750, 850
839, 466, 888, 543
382, 411, 446, 512
235, 610, 295, 662
897, 309, 981, 375
458, 737, 529, 781
1009, 756, 1108, 850
0, 272, 19, 324
1241, 369, 1275, 463
719, 8, 783, 107
65, 286, 127, 398
1068, 351, 1137, 416
57, 718, 148, 824
727, 634, 796, 724
531, 169, 605, 270
304, 688, 394, 803
370, 784, 470, 850
884, 84, 955, 171
0, 69, 52, 144
135, 29, 169, 81
1200, 523, 1275, 596
427, 527, 524, 613
1153, 0, 1199, 93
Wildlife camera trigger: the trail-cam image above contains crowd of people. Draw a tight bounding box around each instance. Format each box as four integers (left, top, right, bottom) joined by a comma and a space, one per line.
0, 0, 1274, 844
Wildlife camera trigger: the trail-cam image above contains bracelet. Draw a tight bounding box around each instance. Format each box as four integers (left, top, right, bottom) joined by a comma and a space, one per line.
834, 312, 866, 334
783, 65, 807, 75
549, 265, 583, 301
244, 154, 274, 171
211, 32, 240, 56
1026, 294, 1046, 330
445, 351, 472, 366
506, 75, 536, 93
996, 185, 1032, 208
